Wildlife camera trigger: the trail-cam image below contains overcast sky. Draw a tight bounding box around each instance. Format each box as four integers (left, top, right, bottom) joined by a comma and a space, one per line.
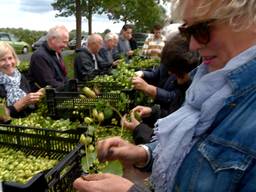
0, 0, 125, 33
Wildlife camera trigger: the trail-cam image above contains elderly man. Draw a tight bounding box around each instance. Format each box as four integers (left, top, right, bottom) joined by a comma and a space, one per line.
29, 25, 69, 91
98, 32, 119, 68
74, 33, 103, 81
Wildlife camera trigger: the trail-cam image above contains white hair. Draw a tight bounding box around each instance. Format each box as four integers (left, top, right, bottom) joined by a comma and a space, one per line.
104, 32, 118, 41
46, 25, 69, 40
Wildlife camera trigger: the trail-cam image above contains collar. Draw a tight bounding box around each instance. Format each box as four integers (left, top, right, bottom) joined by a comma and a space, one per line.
226, 46, 256, 97
42, 41, 57, 56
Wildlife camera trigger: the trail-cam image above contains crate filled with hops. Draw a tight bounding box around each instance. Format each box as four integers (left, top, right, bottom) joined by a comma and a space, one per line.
68, 79, 128, 93
0, 123, 87, 192
45, 87, 131, 120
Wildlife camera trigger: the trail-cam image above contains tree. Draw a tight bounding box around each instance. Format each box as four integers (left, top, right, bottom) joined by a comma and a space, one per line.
52, 0, 167, 49
101, 0, 166, 32
52, 0, 103, 48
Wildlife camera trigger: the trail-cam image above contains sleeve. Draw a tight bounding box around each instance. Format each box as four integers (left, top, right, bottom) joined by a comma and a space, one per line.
96, 52, 112, 72
155, 87, 177, 104
142, 37, 150, 56
133, 123, 154, 145
30, 54, 65, 89
128, 184, 152, 192
135, 141, 157, 172
8, 105, 21, 117
0, 85, 6, 98
74, 52, 98, 81
20, 74, 31, 93
143, 67, 161, 85
149, 105, 161, 122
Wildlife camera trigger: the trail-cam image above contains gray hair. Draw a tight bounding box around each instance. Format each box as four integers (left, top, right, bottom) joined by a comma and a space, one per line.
104, 32, 118, 41
170, 0, 256, 31
46, 25, 69, 40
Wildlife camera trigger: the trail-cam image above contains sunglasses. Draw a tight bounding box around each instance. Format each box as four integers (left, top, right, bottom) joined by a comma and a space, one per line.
179, 19, 216, 44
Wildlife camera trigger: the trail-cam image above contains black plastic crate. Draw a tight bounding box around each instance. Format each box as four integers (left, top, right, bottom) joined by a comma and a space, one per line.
0, 124, 86, 192
46, 87, 128, 118
68, 79, 129, 93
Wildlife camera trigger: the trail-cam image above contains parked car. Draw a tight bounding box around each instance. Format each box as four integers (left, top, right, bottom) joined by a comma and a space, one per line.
0, 32, 30, 54
31, 35, 47, 51
68, 35, 88, 50
68, 38, 76, 50
132, 33, 149, 48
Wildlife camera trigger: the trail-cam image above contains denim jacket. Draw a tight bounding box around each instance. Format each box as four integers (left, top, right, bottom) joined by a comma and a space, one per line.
142, 57, 256, 192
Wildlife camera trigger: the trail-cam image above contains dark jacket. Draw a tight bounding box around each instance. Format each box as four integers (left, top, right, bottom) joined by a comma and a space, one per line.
143, 64, 177, 112
28, 41, 68, 91
0, 74, 35, 118
97, 46, 113, 70
129, 37, 138, 50
74, 48, 110, 81
133, 79, 191, 145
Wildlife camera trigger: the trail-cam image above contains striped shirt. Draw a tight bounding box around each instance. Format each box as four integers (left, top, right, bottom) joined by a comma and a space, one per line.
142, 34, 166, 59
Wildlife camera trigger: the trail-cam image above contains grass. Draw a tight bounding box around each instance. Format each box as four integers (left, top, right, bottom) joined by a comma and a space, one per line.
63, 52, 75, 79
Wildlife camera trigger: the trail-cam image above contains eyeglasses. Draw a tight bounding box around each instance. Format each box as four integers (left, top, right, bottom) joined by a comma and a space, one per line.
179, 19, 216, 44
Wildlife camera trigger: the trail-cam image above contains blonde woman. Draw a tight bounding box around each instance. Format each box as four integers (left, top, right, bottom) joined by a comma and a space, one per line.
0, 42, 43, 118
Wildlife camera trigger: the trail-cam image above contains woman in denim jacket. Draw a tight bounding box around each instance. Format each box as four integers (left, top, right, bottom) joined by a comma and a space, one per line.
73, 0, 256, 191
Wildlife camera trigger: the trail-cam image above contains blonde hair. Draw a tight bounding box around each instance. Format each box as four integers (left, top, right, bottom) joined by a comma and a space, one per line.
170, 0, 256, 31
0, 42, 20, 66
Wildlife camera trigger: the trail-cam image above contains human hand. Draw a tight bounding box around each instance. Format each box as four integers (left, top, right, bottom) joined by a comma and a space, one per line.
97, 137, 148, 166
150, 49, 161, 54
13, 91, 44, 112
132, 76, 149, 91
73, 173, 134, 192
127, 50, 134, 56
132, 105, 152, 118
112, 60, 120, 67
24, 91, 43, 105
135, 71, 144, 78
121, 112, 140, 131
38, 88, 46, 98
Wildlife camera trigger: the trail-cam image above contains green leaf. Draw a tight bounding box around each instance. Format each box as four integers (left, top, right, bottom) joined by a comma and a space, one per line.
100, 160, 123, 176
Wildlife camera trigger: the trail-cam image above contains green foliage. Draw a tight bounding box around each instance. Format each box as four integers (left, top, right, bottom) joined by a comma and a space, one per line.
63, 52, 75, 78
17, 60, 30, 72
102, 0, 166, 32
52, 0, 103, 19
0, 28, 46, 46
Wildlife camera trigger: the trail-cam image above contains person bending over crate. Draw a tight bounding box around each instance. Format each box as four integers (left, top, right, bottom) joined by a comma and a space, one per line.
0, 42, 44, 119
126, 33, 200, 144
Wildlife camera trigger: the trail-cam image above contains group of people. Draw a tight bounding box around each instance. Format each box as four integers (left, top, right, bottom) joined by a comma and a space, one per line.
72, 0, 256, 192
0, 22, 168, 120
1, 0, 256, 191
0, 25, 70, 120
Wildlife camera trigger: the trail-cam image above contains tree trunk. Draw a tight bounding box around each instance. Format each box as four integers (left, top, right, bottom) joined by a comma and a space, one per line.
75, 0, 82, 49
88, 0, 93, 34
